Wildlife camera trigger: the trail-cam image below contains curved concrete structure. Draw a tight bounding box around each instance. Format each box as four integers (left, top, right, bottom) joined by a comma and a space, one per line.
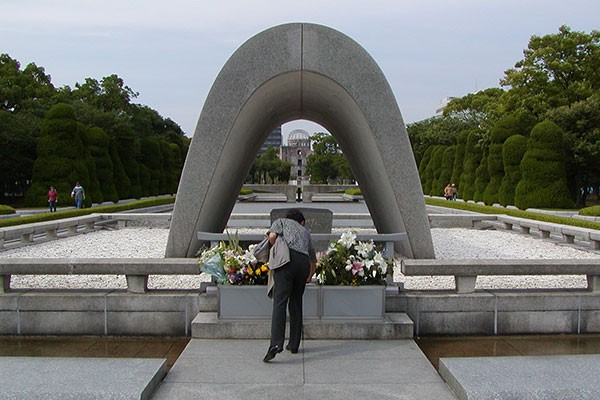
166, 23, 434, 259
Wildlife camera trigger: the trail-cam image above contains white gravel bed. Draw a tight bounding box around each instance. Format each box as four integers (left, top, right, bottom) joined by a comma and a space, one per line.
1, 227, 598, 291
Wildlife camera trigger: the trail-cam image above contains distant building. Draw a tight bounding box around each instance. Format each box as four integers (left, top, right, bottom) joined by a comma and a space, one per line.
435, 97, 456, 116
281, 129, 312, 180
259, 126, 282, 155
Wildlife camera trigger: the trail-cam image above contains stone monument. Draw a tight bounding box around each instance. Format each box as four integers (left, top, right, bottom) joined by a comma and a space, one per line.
166, 23, 435, 259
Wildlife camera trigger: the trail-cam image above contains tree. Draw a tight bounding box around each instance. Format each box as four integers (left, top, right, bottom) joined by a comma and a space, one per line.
306, 133, 353, 184
514, 120, 573, 209
549, 92, 600, 206
443, 88, 505, 134
501, 25, 600, 118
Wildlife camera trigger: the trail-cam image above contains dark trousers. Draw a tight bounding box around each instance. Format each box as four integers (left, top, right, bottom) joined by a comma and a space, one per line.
270, 249, 310, 350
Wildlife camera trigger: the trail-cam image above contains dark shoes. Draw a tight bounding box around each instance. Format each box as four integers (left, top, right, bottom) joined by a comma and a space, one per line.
263, 345, 283, 362
285, 344, 298, 354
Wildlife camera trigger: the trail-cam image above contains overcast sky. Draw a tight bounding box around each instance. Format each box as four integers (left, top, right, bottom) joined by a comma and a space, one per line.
1, 0, 598, 140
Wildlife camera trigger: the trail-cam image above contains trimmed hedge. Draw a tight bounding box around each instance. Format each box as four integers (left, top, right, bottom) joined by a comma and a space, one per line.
514, 120, 573, 209
438, 146, 456, 193
498, 134, 528, 206
0, 205, 16, 215
450, 130, 468, 188
0, 197, 175, 228
579, 206, 600, 217
458, 130, 482, 200
25, 103, 92, 207
344, 188, 362, 196
483, 116, 521, 205
425, 197, 600, 231
473, 149, 489, 203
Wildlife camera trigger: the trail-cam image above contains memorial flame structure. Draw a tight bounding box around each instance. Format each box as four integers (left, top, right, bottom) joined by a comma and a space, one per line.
166, 23, 434, 259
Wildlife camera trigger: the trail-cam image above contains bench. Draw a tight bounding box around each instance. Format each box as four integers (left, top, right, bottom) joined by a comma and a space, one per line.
0, 258, 199, 294
401, 259, 600, 293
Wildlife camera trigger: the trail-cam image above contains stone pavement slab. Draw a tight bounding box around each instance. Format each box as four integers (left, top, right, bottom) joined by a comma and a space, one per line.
0, 357, 167, 400
151, 339, 457, 400
439, 354, 600, 400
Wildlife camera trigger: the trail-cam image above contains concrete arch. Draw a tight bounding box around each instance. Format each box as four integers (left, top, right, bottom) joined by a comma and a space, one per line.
166, 23, 434, 259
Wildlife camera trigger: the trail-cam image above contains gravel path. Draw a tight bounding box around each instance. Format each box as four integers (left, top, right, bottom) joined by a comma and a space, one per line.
1, 227, 598, 290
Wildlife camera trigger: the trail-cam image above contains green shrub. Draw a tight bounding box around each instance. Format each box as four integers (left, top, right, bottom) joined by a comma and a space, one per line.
0, 197, 175, 228
84, 126, 118, 203
450, 131, 468, 187
425, 145, 446, 196
498, 134, 528, 206
418, 146, 434, 192
344, 188, 362, 196
579, 206, 600, 216
239, 188, 254, 195
514, 120, 574, 209
483, 116, 522, 205
425, 197, 600, 230
437, 146, 456, 193
458, 130, 482, 200
25, 103, 92, 207
473, 149, 489, 203
0, 205, 16, 215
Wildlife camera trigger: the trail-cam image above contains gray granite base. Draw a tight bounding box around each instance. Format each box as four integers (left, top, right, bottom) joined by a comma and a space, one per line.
439, 354, 600, 400
0, 357, 167, 400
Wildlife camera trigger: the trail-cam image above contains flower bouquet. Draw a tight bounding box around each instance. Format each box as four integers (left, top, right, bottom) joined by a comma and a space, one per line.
198, 233, 269, 285
316, 230, 392, 286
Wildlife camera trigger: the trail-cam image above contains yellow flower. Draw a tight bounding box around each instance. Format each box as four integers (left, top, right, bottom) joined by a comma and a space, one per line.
261, 265, 269, 272
247, 268, 254, 276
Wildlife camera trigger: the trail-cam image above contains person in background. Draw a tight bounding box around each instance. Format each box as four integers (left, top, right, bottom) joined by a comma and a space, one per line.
444, 183, 452, 200
70, 182, 85, 209
451, 183, 457, 201
48, 186, 58, 212
263, 209, 317, 362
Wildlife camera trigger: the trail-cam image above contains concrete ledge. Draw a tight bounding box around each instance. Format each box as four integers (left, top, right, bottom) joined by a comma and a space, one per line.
191, 312, 413, 339
0, 290, 202, 336
0, 258, 200, 293
0, 357, 167, 400
440, 355, 600, 400
402, 259, 600, 293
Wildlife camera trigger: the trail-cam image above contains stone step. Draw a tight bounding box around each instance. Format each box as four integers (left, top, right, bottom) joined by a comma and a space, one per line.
0, 357, 167, 400
191, 312, 414, 339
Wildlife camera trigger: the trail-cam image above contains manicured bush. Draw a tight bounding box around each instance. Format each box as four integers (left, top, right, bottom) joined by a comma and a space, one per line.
473, 149, 489, 203
450, 130, 468, 187
25, 103, 91, 208
78, 124, 102, 206
498, 134, 528, 206
514, 120, 574, 209
109, 141, 131, 199
418, 146, 434, 191
483, 116, 522, 205
458, 131, 482, 200
85, 127, 119, 203
426, 145, 446, 196
437, 146, 456, 194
